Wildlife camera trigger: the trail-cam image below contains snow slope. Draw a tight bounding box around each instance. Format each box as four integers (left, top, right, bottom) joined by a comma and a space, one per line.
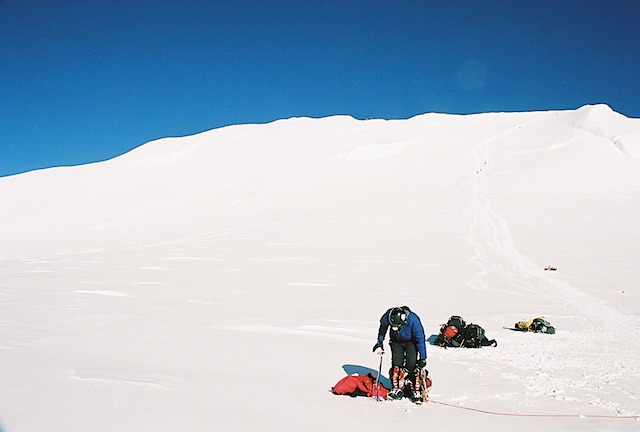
1, 104, 639, 431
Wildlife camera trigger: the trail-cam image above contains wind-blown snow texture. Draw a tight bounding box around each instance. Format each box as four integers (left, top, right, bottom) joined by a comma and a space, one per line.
1, 104, 639, 431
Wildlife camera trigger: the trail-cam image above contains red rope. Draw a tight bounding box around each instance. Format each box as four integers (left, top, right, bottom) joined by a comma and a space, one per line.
429, 399, 640, 419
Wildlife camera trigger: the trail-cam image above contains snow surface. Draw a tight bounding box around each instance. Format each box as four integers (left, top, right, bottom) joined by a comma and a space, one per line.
1, 104, 639, 431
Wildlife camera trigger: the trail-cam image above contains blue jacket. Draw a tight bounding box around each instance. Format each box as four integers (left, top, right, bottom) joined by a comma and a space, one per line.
377, 307, 427, 360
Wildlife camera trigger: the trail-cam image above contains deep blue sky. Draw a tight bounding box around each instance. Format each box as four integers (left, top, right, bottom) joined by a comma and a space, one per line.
2, 0, 639, 177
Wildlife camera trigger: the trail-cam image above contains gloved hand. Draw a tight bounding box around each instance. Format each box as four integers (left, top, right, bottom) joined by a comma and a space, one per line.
372, 341, 384, 353
417, 358, 426, 369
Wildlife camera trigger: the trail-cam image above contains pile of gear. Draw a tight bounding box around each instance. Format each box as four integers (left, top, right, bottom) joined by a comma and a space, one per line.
434, 315, 497, 348
513, 316, 556, 334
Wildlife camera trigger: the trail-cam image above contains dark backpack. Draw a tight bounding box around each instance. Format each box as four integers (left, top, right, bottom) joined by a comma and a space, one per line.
447, 315, 466, 331
530, 318, 555, 334
435, 315, 466, 347
460, 323, 497, 348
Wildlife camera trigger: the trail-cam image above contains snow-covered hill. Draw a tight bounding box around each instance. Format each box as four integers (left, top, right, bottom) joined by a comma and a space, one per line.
1, 104, 639, 431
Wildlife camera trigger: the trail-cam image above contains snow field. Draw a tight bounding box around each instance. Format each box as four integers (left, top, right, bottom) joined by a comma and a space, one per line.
0, 105, 639, 431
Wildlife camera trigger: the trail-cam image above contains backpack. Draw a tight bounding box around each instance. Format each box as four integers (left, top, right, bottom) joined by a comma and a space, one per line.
447, 315, 466, 331
435, 315, 466, 347
530, 318, 555, 334
460, 323, 496, 348
514, 317, 556, 334
436, 316, 497, 348
331, 373, 389, 398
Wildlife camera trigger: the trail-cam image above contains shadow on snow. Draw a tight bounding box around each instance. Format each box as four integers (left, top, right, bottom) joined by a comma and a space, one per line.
342, 364, 391, 389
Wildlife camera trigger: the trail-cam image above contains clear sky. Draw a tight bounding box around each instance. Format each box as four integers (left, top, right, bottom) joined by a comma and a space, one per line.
2, 0, 639, 177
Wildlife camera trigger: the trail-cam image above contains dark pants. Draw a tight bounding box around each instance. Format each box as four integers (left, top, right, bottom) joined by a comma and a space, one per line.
389, 341, 418, 388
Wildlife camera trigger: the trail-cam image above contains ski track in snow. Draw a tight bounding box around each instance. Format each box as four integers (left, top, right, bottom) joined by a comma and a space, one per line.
455, 121, 640, 416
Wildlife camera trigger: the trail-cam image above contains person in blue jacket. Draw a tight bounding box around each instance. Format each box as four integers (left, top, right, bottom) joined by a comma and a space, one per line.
373, 306, 427, 401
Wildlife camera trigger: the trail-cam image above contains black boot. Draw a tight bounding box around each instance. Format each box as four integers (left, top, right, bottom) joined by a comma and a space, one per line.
387, 387, 403, 400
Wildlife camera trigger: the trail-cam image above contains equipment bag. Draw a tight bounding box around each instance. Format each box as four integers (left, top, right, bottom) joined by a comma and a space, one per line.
460, 323, 497, 348
446, 315, 466, 331
436, 317, 497, 348
530, 318, 556, 334
514, 317, 556, 334
331, 373, 389, 398
435, 315, 466, 347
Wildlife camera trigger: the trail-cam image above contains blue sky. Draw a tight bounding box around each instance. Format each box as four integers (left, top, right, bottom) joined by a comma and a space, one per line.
1, 0, 639, 177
